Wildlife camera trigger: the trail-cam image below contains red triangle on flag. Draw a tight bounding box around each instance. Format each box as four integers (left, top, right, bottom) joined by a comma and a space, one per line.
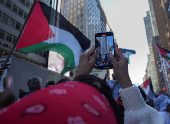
140, 77, 150, 89
16, 2, 55, 50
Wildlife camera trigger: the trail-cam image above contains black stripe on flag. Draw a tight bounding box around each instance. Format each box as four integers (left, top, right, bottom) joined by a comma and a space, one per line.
39, 2, 90, 51
120, 48, 136, 54
157, 44, 170, 54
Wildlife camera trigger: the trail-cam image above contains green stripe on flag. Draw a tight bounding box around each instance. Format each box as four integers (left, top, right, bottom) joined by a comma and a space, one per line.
17, 42, 75, 74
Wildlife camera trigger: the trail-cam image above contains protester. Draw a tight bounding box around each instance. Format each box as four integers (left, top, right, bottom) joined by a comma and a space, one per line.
19, 89, 27, 99
0, 90, 16, 110
24, 76, 42, 96
0, 44, 165, 124
45, 81, 55, 88
108, 73, 121, 99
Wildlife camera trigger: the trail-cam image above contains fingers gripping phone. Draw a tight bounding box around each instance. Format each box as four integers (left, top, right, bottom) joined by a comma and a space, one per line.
95, 31, 114, 69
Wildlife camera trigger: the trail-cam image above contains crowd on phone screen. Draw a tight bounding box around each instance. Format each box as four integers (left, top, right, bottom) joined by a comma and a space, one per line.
0, 44, 169, 124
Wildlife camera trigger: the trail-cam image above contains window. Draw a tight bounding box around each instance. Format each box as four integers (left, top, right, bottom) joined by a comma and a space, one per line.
0, 0, 5, 4
12, 5, 18, 14
81, 3, 83, 7
78, 5, 80, 8
77, 21, 79, 25
81, 19, 83, 23
2, 14, 9, 24
70, 10, 72, 13
78, 10, 80, 14
81, 25, 83, 29
9, 18, 15, 28
26, 1, 31, 8
73, 18, 75, 22
70, 20, 72, 23
18, 9, 23, 17
73, 13, 75, 17
6, 34, 12, 42
81, 13, 83, 17
21, 0, 25, 4
16, 22, 21, 30
5, 1, 12, 9
0, 30, 5, 40
80, 8, 83, 12
70, 15, 72, 18
73, 8, 75, 11
77, 15, 79, 19
24, 13, 28, 19
13, 37, 16, 44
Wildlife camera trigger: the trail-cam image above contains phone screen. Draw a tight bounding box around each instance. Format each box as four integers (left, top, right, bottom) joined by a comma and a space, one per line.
95, 33, 114, 68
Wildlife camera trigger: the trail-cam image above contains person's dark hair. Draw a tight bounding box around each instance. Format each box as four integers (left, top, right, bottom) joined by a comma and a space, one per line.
27, 76, 42, 90
19, 89, 27, 99
73, 74, 123, 124
0, 90, 16, 110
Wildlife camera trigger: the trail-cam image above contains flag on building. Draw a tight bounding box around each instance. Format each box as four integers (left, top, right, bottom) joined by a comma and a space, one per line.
119, 48, 136, 64
156, 45, 170, 60
16, 2, 91, 74
140, 77, 155, 100
163, 58, 170, 70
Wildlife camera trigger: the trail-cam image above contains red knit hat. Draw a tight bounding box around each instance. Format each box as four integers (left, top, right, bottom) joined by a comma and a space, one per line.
0, 81, 118, 124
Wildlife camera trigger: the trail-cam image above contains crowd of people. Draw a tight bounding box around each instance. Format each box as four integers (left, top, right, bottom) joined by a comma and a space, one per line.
0, 43, 169, 123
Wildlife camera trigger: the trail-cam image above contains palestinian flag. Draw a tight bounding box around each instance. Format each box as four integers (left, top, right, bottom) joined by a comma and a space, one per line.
16, 2, 90, 74
140, 77, 155, 100
119, 48, 136, 64
156, 45, 170, 60
163, 58, 170, 70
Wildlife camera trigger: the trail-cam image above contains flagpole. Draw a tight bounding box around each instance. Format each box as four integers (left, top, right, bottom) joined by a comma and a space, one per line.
1, 0, 36, 70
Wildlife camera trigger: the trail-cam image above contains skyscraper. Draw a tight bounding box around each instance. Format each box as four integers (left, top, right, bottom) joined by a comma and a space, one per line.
144, 11, 163, 93
0, 0, 53, 66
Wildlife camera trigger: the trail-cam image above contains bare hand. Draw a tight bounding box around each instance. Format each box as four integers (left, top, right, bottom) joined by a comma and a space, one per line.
109, 43, 132, 89
76, 46, 97, 77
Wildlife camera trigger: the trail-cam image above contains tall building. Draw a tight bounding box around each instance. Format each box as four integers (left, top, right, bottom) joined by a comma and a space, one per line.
149, 0, 170, 93
144, 11, 163, 93
61, 0, 111, 78
0, 0, 54, 67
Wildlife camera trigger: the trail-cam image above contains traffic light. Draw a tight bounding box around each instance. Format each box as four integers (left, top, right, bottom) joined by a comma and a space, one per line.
164, 88, 166, 91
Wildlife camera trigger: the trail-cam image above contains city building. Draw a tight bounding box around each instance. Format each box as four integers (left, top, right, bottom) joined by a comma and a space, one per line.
0, 0, 55, 67
61, 0, 111, 78
144, 11, 163, 93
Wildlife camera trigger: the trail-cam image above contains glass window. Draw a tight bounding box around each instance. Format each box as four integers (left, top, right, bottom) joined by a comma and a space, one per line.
5, 1, 12, 9
39, 51, 43, 56
21, 0, 25, 5
16, 22, 21, 30
70, 10, 72, 13
12, 5, 18, 14
0, 30, 5, 40
73, 18, 75, 22
9, 18, 15, 28
73, 8, 75, 11
81, 13, 83, 17
6, 34, 12, 42
2, 14, 9, 24
81, 3, 83, 7
78, 0, 80, 3
70, 20, 72, 23
78, 5, 80, 8
70, 15, 72, 18
80, 8, 83, 12
18, 9, 23, 17
26, 1, 31, 8
81, 19, 83, 23
0, 0, 5, 4
77, 15, 79, 19
77, 21, 79, 25
13, 37, 16, 44
81, 25, 83, 29
78, 10, 80, 14
24, 13, 28, 19
73, 13, 75, 17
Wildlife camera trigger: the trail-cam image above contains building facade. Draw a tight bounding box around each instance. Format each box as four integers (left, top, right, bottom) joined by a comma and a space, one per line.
0, 0, 55, 67
144, 11, 163, 93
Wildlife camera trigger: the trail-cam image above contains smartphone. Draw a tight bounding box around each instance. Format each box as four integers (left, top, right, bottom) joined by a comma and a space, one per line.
95, 31, 114, 69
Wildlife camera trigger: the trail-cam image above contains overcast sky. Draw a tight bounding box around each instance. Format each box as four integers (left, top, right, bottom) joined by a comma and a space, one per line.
100, 0, 150, 85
